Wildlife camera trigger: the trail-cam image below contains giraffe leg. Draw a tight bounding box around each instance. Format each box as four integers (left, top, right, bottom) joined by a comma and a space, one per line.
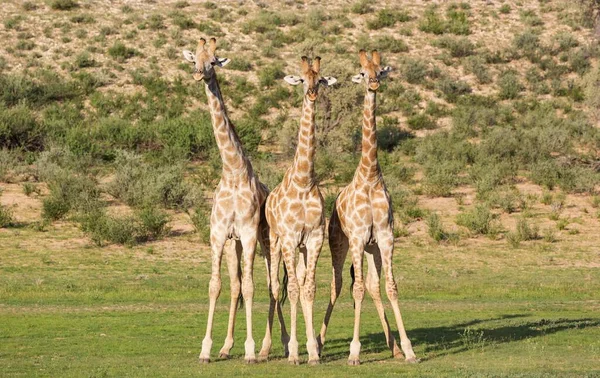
268, 232, 290, 358
348, 239, 366, 366
281, 239, 300, 365
240, 232, 258, 364
365, 244, 403, 359
199, 233, 226, 363
318, 209, 348, 356
258, 231, 290, 361
300, 229, 324, 365
218, 240, 242, 359
379, 231, 418, 363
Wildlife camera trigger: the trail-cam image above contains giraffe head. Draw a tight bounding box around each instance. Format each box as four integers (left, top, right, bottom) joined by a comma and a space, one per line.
284, 56, 337, 102
352, 50, 392, 91
182, 38, 230, 82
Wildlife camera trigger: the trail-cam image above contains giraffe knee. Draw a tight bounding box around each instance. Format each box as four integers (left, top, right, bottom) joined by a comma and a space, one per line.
271, 280, 280, 301
352, 282, 365, 303
287, 281, 299, 303
365, 278, 379, 296
209, 277, 221, 298
385, 281, 398, 301
303, 285, 316, 302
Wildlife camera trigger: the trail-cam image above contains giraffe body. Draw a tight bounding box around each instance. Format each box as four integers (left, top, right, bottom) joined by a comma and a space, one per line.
266, 56, 336, 365
183, 38, 289, 364
317, 50, 418, 365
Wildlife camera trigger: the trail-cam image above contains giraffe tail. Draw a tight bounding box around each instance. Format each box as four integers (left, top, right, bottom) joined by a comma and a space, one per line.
280, 264, 288, 306
350, 264, 355, 309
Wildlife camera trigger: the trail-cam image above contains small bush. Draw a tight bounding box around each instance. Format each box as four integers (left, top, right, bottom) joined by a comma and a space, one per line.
446, 9, 471, 35
187, 206, 211, 243
437, 77, 472, 103
407, 114, 437, 130
507, 217, 539, 248
419, 7, 447, 35
74, 52, 96, 68
137, 205, 171, 241
499, 4, 511, 14
376, 117, 406, 151
259, 65, 285, 87
427, 212, 449, 242
23, 1, 38, 11
498, 71, 523, 99
22, 182, 39, 196
456, 205, 498, 236
463, 56, 492, 84
436, 36, 475, 57
375, 36, 409, 53
351, 0, 373, 14
49, 0, 79, 11
367, 9, 410, 29
401, 58, 428, 84
228, 58, 252, 71
0, 203, 13, 227
107, 42, 138, 62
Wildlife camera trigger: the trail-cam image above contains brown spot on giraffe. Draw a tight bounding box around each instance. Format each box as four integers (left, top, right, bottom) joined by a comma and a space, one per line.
266, 56, 337, 365
317, 50, 418, 365
183, 38, 289, 364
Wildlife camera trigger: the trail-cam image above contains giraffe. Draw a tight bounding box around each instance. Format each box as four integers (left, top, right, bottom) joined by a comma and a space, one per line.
316, 50, 418, 365
266, 56, 337, 365
182, 38, 289, 364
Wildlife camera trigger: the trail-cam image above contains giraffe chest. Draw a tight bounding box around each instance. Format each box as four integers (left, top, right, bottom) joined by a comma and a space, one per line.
212, 182, 260, 240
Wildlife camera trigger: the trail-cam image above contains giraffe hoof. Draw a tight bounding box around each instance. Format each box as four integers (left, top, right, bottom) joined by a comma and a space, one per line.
393, 351, 404, 359
308, 359, 320, 366
219, 353, 230, 359
406, 357, 420, 364
246, 358, 257, 365
198, 357, 210, 364
348, 359, 361, 366
288, 358, 300, 365
257, 353, 269, 362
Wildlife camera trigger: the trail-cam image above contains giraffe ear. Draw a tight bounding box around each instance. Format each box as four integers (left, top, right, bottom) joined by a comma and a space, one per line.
380, 66, 393, 78
214, 57, 230, 67
284, 75, 303, 85
183, 50, 195, 62
351, 73, 363, 83
321, 76, 337, 86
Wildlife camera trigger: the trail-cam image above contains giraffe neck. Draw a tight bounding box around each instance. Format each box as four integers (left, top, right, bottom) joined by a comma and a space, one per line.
355, 90, 380, 182
204, 77, 250, 177
290, 96, 317, 186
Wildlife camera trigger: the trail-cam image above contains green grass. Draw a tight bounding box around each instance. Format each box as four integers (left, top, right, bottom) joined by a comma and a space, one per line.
1, 226, 599, 376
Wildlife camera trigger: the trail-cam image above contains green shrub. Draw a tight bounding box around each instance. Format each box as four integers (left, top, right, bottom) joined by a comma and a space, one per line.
23, 1, 38, 11
507, 217, 539, 248
70, 14, 95, 24
499, 4, 511, 14
437, 77, 472, 102
107, 42, 138, 62
498, 71, 523, 99
0, 202, 13, 228
0, 104, 44, 151
456, 205, 498, 236
463, 56, 492, 84
375, 36, 409, 53
42, 169, 100, 221
427, 212, 449, 242
407, 114, 437, 130
137, 205, 171, 241
401, 58, 428, 84
436, 36, 475, 57
446, 9, 471, 35
351, 0, 373, 14
108, 152, 194, 209
241, 11, 282, 34
228, 58, 253, 71
22, 182, 39, 196
367, 8, 410, 29
169, 11, 196, 29
49, 0, 79, 11
259, 65, 285, 87
419, 7, 447, 35
74, 52, 97, 68
187, 206, 211, 243
376, 117, 406, 151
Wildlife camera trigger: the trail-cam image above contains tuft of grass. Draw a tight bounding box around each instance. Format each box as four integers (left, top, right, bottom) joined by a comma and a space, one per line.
351, 0, 373, 14
49, 0, 79, 11
367, 8, 411, 30
498, 71, 523, 100
187, 206, 211, 243
107, 42, 138, 62
499, 4, 511, 14
436, 36, 475, 57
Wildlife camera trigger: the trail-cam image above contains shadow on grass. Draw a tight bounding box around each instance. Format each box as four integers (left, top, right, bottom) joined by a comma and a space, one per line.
321, 315, 600, 363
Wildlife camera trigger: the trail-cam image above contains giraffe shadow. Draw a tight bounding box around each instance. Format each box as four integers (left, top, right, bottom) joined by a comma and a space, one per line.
320, 315, 600, 363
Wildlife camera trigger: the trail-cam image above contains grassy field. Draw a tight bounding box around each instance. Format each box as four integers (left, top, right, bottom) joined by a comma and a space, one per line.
1, 223, 600, 377
1, 0, 600, 376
